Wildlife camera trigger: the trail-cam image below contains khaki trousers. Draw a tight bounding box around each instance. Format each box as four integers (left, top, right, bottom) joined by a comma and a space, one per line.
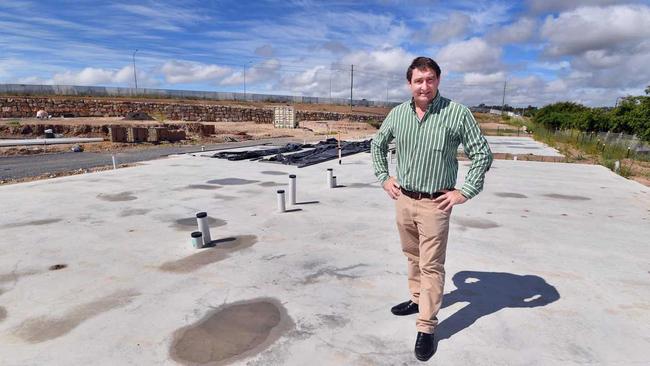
395, 193, 451, 334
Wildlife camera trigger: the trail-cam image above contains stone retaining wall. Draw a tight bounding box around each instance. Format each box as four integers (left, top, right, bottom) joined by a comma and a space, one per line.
0, 97, 384, 123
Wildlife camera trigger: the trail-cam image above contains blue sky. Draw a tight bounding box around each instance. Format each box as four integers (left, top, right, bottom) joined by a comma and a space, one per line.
1, 0, 649, 106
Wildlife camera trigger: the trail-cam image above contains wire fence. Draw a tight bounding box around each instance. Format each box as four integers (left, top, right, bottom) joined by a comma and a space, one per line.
553, 129, 650, 158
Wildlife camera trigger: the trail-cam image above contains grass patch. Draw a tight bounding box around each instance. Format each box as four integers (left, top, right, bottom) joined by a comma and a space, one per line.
528, 120, 647, 178
6, 119, 21, 126
151, 111, 166, 122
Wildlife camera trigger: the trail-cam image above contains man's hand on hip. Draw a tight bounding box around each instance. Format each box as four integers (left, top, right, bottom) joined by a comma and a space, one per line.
382, 176, 401, 200
434, 190, 468, 213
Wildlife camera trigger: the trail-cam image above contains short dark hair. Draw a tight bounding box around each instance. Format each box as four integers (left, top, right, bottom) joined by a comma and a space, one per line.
406, 57, 441, 82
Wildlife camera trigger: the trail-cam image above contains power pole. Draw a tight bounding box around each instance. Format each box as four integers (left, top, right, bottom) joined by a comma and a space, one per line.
243, 64, 247, 99
501, 80, 507, 114
132, 49, 138, 92
350, 64, 354, 111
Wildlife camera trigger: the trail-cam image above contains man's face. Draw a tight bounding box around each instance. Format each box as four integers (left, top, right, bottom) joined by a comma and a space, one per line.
408, 67, 439, 106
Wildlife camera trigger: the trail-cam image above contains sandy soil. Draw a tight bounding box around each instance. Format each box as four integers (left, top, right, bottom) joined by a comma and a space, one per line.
0, 119, 378, 156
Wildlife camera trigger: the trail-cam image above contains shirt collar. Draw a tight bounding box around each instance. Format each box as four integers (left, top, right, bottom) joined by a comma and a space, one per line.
410, 90, 442, 113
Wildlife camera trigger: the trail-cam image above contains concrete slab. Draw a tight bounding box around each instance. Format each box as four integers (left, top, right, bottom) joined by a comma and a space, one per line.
1, 151, 648, 365
480, 136, 563, 157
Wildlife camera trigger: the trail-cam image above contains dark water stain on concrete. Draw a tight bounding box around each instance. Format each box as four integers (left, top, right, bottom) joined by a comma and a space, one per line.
97, 192, 138, 202
494, 192, 528, 198
262, 254, 286, 261
346, 183, 377, 189
0, 306, 6, 322
316, 313, 349, 328
12, 289, 139, 343
0, 270, 40, 285
213, 193, 236, 201
159, 235, 257, 273
259, 181, 285, 187
186, 184, 222, 190
453, 217, 500, 229
119, 208, 151, 217
261, 171, 288, 176
171, 217, 227, 231
170, 298, 294, 366
237, 189, 262, 195
1, 218, 63, 229
543, 193, 591, 201
207, 178, 259, 185
303, 264, 367, 284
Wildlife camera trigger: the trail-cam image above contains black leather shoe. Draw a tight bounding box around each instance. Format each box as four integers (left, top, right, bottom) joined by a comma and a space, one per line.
391, 300, 419, 316
414, 332, 436, 361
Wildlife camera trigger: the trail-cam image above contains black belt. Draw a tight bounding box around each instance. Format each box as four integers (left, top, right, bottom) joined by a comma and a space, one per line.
400, 187, 449, 200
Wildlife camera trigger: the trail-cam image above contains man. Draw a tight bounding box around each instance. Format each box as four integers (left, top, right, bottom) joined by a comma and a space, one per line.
371, 57, 492, 361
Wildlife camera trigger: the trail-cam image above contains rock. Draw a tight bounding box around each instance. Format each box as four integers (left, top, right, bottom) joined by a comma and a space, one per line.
36, 110, 48, 119
123, 111, 155, 120
71, 145, 84, 152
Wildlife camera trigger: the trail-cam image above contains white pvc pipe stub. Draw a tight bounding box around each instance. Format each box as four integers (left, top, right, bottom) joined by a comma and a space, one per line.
332, 176, 337, 188
289, 174, 297, 205
277, 190, 286, 212
327, 168, 334, 188
191, 231, 203, 249
196, 212, 212, 245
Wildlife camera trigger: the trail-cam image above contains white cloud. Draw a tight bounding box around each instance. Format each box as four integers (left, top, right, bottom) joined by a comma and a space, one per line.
530, 61, 570, 71
161, 60, 232, 84
51, 66, 130, 85
487, 18, 537, 44
341, 47, 415, 75
545, 79, 568, 93
274, 47, 415, 100
13, 65, 158, 87
463, 72, 506, 85
527, 0, 631, 14
220, 59, 281, 86
577, 50, 624, 69
541, 4, 650, 56
467, 2, 513, 31
429, 12, 471, 43
436, 38, 502, 73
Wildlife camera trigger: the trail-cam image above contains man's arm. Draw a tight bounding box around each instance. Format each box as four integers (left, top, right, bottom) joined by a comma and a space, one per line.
371, 112, 401, 199
459, 107, 493, 199
370, 112, 395, 184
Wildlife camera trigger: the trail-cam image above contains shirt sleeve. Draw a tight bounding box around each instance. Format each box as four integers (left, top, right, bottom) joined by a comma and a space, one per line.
371, 111, 395, 184
459, 107, 493, 199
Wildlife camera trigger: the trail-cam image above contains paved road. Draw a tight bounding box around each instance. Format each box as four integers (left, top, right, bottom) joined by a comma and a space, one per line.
0, 137, 301, 180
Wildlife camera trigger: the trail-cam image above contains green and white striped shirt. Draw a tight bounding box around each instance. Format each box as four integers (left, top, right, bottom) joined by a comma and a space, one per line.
371, 92, 493, 199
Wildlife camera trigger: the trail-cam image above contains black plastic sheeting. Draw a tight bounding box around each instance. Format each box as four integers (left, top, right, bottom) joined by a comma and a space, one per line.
211, 143, 303, 161
211, 138, 371, 167
269, 138, 371, 168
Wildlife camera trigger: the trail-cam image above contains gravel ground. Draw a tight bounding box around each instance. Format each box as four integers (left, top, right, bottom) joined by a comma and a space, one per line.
0, 137, 304, 182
